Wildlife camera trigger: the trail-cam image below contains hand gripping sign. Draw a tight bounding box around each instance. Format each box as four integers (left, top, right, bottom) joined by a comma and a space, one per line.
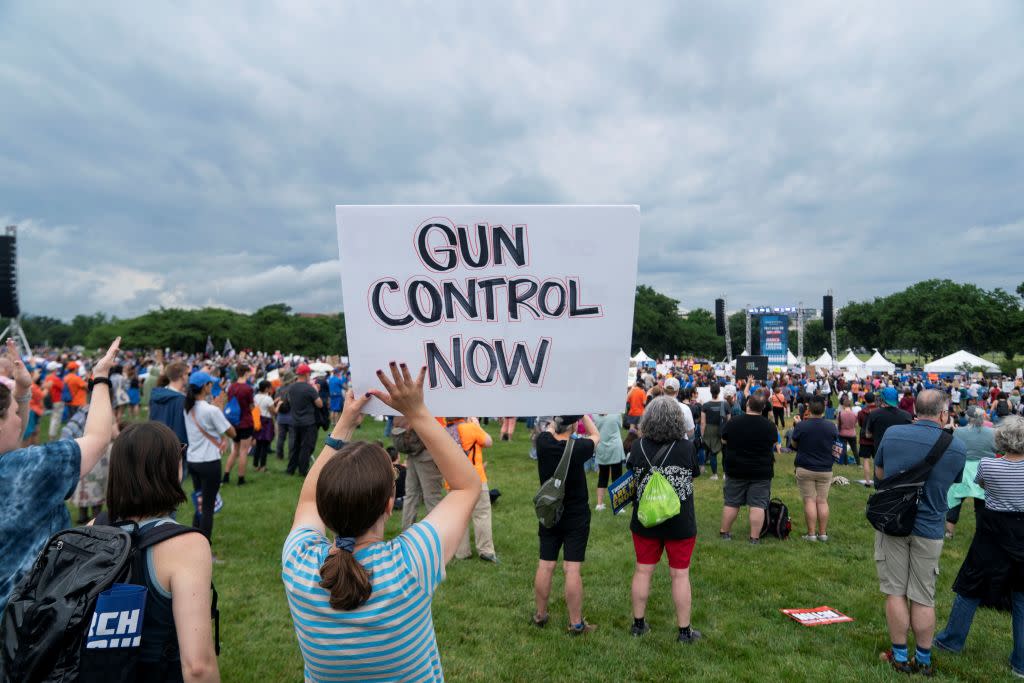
336, 206, 640, 417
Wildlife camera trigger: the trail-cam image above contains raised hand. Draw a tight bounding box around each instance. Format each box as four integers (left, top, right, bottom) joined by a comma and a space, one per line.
4, 339, 31, 392
92, 338, 122, 379
369, 362, 427, 418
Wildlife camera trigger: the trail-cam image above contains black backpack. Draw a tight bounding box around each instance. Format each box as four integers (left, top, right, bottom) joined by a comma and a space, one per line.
996, 399, 1010, 417
760, 498, 792, 540
865, 431, 952, 537
1, 521, 219, 683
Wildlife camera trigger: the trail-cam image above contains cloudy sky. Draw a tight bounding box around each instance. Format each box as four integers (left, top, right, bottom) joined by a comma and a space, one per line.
2, 2, 1022, 321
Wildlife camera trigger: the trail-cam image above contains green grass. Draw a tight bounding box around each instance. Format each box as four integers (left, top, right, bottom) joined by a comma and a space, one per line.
54, 416, 1014, 682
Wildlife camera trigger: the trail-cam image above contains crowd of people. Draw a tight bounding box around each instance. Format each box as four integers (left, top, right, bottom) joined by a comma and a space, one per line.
0, 340, 1022, 680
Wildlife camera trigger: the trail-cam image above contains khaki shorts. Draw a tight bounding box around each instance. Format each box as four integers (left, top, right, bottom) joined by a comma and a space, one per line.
795, 467, 832, 501
874, 532, 944, 607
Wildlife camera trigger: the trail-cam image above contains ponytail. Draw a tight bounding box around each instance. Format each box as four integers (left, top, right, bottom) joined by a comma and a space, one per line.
184, 384, 202, 413
319, 550, 373, 610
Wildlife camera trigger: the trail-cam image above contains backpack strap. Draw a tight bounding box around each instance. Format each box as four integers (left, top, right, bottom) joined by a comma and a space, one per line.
190, 409, 224, 450
639, 439, 673, 470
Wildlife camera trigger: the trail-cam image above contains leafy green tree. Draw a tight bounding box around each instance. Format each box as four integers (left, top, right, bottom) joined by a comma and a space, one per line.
631, 285, 685, 358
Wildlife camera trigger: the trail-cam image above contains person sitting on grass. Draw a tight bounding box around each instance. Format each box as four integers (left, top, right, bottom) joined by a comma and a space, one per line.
532, 414, 601, 634
282, 363, 480, 682
627, 396, 702, 643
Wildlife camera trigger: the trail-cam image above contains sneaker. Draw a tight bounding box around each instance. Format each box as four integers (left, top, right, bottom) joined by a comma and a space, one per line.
932, 639, 956, 654
748, 537, 761, 545
479, 553, 500, 564
709, 474, 719, 480
880, 650, 914, 674
531, 613, 549, 629
719, 532, 732, 541
801, 534, 818, 542
595, 504, 607, 511
237, 476, 246, 486
567, 620, 597, 635
630, 621, 650, 637
222, 473, 230, 484
912, 659, 935, 677
677, 628, 702, 644
817, 534, 828, 542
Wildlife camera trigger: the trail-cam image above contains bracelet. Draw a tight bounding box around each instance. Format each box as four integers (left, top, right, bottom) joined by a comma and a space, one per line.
16, 392, 30, 404
90, 377, 112, 390
325, 436, 346, 450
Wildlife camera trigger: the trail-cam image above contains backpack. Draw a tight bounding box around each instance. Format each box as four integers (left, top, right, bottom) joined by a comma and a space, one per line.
996, 399, 1010, 417
1, 520, 219, 683
392, 427, 426, 457
223, 396, 242, 426
865, 431, 953, 537
637, 441, 679, 528
760, 498, 792, 540
533, 439, 575, 528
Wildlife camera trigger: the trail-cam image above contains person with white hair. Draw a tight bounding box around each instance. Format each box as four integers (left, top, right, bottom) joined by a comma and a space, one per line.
934, 415, 1024, 678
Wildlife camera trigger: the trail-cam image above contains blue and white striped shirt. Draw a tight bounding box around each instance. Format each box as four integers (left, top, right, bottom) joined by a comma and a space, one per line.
282, 521, 445, 682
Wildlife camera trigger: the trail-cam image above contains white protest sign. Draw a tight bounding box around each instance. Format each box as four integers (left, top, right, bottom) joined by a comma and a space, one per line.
696, 386, 712, 404
336, 205, 640, 416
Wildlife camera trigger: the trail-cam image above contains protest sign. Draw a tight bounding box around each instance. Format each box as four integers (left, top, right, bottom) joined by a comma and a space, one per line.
696, 386, 712, 404
336, 205, 640, 416
1002, 380, 1015, 394
608, 470, 636, 515
780, 606, 854, 627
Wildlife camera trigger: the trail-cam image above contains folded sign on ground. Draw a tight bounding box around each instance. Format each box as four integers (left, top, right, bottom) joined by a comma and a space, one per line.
336, 205, 640, 416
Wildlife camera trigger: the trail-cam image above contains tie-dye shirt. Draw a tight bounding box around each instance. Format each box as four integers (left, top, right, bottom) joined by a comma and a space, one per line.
0, 440, 81, 613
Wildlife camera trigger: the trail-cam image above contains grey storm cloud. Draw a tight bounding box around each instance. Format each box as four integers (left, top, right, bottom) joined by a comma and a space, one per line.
1, 1, 1022, 320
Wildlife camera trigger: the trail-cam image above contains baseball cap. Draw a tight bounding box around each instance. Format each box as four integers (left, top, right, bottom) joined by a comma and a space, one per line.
296, 363, 311, 376
66, 361, 79, 371
664, 377, 680, 392
188, 371, 216, 388
881, 387, 899, 406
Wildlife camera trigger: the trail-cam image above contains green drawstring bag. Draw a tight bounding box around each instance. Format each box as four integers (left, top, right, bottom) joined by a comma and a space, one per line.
637, 441, 680, 528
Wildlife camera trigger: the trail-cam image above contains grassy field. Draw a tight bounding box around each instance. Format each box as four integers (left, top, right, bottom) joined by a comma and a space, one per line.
54, 415, 1014, 682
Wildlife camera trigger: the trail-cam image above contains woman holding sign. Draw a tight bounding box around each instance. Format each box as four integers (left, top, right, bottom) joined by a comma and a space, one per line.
627, 396, 701, 643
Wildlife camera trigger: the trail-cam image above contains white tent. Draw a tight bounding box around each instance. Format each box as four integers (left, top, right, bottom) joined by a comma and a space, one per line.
631, 349, 652, 364
810, 350, 833, 367
787, 349, 800, 366
864, 350, 896, 374
923, 350, 999, 374
837, 350, 865, 369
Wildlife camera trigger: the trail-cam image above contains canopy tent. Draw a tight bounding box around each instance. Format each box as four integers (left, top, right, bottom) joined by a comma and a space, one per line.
923, 350, 999, 374
864, 350, 896, 374
837, 350, 865, 369
810, 350, 833, 367
631, 349, 653, 364
787, 349, 800, 366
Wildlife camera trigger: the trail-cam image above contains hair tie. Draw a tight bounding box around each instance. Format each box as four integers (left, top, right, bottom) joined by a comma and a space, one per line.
335, 537, 356, 553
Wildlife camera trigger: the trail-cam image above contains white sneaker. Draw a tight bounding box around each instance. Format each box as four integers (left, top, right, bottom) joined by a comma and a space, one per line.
817, 534, 829, 542
801, 534, 818, 542
709, 475, 719, 480
595, 504, 607, 511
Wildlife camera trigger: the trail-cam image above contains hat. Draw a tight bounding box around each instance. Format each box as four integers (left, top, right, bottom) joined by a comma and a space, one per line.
881, 386, 899, 407
188, 371, 216, 388
46, 361, 61, 371
664, 377, 680, 392
66, 361, 79, 371
296, 363, 311, 376
281, 369, 296, 384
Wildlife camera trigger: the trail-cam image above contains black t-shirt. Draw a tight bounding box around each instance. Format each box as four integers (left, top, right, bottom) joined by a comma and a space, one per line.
285, 382, 320, 427
626, 438, 700, 539
702, 400, 728, 427
720, 413, 777, 480
865, 406, 913, 447
536, 432, 595, 523
792, 417, 838, 472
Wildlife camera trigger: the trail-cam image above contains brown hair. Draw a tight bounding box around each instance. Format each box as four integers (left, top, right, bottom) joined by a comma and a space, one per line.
163, 361, 188, 386
317, 442, 395, 611
746, 392, 767, 414
0, 384, 10, 420
236, 363, 250, 378
106, 422, 186, 520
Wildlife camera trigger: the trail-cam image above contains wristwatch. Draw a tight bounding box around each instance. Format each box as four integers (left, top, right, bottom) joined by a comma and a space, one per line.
325, 436, 347, 450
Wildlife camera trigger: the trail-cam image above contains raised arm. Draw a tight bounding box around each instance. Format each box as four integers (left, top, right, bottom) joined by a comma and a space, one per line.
372, 364, 479, 564
6, 339, 32, 431
581, 414, 600, 446
76, 338, 121, 477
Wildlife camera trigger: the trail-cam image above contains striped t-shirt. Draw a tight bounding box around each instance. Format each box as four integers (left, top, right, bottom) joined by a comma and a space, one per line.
977, 457, 1024, 512
282, 522, 445, 682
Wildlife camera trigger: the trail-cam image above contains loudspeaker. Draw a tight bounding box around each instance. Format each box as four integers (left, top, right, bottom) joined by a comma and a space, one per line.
714, 299, 726, 336
822, 295, 833, 331
0, 235, 18, 319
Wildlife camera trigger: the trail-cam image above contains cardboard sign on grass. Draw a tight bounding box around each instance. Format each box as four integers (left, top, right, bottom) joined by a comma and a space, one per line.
781, 606, 854, 626
336, 205, 640, 416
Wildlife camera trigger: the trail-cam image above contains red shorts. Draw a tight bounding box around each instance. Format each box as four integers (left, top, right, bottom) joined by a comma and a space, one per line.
631, 533, 696, 569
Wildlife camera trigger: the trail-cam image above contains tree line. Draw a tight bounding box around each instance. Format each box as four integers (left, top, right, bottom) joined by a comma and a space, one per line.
18, 279, 1024, 366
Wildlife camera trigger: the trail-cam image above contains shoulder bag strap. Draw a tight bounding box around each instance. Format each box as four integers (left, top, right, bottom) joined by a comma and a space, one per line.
552, 438, 575, 481
639, 439, 673, 471
922, 430, 954, 470
190, 409, 223, 450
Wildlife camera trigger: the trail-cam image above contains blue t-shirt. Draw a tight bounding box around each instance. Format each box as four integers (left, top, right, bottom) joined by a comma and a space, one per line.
792, 417, 838, 472
875, 422, 967, 539
282, 522, 445, 682
0, 440, 81, 613
328, 375, 346, 412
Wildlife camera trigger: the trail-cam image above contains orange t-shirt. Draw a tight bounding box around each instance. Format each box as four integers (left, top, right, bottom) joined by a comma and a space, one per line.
65, 373, 87, 407
627, 387, 647, 416
30, 384, 45, 416
453, 420, 489, 483
770, 392, 787, 409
